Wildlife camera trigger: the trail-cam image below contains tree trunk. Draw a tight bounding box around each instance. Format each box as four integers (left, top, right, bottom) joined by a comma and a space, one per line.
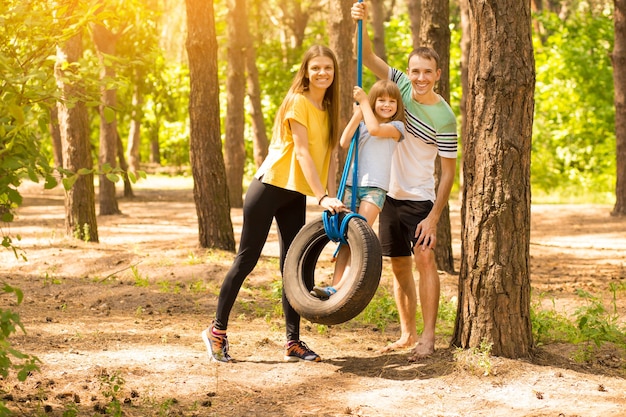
328, 0, 357, 191
458, 0, 470, 209
185, 0, 235, 251
92, 22, 121, 215
246, 16, 269, 168
452, 0, 535, 358
49, 105, 63, 170
117, 132, 134, 198
127, 79, 143, 175
224, 0, 247, 208
408, 0, 422, 51
371, 0, 387, 63
55, 33, 99, 243
612, 0, 626, 217
417, 0, 455, 273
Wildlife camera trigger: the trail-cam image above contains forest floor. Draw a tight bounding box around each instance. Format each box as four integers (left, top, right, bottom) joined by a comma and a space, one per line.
1, 176, 626, 417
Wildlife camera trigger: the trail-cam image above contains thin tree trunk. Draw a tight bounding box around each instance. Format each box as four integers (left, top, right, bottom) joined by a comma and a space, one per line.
55, 32, 99, 243
92, 22, 121, 215
245, 6, 269, 168
127, 78, 143, 175
49, 105, 63, 170
418, 0, 455, 273
328, 0, 356, 190
612, 0, 626, 216
117, 132, 134, 198
224, 0, 247, 208
370, 0, 387, 63
453, 0, 535, 358
407, 0, 422, 51
185, 0, 235, 250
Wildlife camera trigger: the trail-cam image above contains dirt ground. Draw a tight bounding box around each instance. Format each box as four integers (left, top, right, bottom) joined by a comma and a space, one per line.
1, 176, 625, 417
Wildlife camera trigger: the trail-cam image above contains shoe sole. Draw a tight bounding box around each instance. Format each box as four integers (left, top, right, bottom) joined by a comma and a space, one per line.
201, 329, 230, 363
284, 354, 321, 362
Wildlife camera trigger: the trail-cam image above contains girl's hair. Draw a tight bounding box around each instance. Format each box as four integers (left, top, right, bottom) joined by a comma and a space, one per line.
272, 45, 340, 149
368, 80, 406, 123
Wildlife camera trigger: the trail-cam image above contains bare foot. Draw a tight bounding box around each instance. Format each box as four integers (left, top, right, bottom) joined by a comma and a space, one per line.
377, 337, 416, 354
408, 339, 435, 362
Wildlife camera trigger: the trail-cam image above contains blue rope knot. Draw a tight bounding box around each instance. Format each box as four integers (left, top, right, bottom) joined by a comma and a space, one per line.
322, 211, 365, 245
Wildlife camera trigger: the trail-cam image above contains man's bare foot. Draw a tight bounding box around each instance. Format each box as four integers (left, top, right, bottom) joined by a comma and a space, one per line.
408, 339, 435, 362
377, 337, 416, 354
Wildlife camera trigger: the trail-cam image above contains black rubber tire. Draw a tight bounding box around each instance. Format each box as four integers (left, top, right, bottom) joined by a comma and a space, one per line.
283, 214, 382, 325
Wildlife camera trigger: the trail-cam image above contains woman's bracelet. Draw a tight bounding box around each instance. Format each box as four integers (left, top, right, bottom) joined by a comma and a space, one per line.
318, 194, 328, 205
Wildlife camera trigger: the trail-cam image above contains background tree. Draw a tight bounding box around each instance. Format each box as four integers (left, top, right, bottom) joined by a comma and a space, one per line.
55, 31, 99, 243
452, 0, 535, 358
92, 15, 122, 215
612, 0, 626, 216
416, 0, 455, 273
246, 0, 269, 168
185, 0, 235, 251
328, 0, 357, 187
224, 0, 247, 208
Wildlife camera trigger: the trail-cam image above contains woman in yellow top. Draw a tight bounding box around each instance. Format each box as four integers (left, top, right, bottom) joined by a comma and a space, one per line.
202, 45, 347, 363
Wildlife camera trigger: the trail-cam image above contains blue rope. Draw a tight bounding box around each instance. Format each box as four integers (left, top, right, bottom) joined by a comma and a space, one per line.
322, 0, 364, 247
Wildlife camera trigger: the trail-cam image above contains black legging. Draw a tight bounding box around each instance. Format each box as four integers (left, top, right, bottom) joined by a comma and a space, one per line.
214, 178, 306, 341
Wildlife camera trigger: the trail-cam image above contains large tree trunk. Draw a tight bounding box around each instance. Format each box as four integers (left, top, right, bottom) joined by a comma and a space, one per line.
92, 22, 121, 215
417, 0, 455, 273
452, 0, 535, 358
328, 0, 357, 190
612, 0, 626, 217
224, 0, 247, 208
185, 0, 235, 251
55, 33, 99, 243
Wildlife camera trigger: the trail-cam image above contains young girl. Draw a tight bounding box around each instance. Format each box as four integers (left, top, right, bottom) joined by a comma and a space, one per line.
202, 45, 347, 363
312, 79, 405, 299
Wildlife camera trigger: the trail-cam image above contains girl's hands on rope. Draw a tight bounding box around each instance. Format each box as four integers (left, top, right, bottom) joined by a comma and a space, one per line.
319, 195, 348, 214
353, 86, 368, 105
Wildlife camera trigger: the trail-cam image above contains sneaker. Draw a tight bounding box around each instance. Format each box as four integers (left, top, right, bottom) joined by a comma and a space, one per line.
310, 286, 337, 300
284, 340, 321, 362
201, 325, 231, 363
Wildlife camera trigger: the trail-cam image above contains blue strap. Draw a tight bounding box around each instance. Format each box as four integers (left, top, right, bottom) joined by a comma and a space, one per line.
322, 1, 364, 245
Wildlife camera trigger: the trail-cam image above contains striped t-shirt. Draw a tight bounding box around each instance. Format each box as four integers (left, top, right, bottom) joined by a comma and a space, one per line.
388, 67, 458, 202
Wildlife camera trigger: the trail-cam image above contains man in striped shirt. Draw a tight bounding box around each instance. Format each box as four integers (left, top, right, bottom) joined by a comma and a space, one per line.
352, 1, 458, 361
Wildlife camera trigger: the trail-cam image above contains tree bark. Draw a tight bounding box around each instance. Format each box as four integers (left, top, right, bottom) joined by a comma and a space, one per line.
328, 0, 357, 191
117, 132, 134, 198
185, 0, 235, 251
92, 22, 121, 215
417, 0, 455, 273
612, 0, 626, 217
49, 105, 63, 170
407, 0, 422, 51
224, 0, 247, 208
370, 0, 387, 63
452, 0, 535, 358
245, 21, 269, 168
55, 32, 99, 243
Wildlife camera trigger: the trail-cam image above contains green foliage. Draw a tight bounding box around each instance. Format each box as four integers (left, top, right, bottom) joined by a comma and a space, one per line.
532, 9, 615, 197
531, 285, 626, 362
0, 284, 41, 413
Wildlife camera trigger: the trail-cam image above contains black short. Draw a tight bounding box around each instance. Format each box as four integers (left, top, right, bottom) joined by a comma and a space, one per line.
378, 196, 434, 257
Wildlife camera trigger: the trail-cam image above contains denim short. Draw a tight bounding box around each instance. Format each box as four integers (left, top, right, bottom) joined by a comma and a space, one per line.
343, 186, 387, 211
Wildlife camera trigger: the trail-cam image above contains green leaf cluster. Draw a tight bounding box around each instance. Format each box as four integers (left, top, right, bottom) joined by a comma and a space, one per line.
532, 9, 615, 199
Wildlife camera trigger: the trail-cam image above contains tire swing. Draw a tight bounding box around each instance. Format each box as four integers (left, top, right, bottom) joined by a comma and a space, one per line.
283, 213, 382, 325
283, 5, 382, 325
